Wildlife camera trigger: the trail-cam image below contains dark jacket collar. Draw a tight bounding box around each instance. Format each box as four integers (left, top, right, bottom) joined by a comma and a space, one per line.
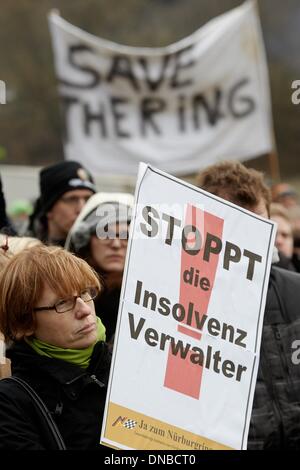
6, 340, 110, 388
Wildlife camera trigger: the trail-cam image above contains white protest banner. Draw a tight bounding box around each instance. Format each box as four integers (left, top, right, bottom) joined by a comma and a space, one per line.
48, 1, 273, 176
100, 163, 276, 450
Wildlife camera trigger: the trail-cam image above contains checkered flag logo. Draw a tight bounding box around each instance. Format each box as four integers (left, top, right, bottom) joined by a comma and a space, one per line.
123, 419, 137, 430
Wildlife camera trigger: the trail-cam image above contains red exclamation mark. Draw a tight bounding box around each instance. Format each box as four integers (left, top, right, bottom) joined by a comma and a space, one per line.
164, 204, 224, 399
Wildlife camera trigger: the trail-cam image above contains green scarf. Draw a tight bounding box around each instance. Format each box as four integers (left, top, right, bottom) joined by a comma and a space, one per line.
25, 317, 106, 369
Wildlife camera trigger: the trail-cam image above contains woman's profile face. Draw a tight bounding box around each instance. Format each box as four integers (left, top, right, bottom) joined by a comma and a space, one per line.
90, 222, 129, 274
32, 283, 98, 349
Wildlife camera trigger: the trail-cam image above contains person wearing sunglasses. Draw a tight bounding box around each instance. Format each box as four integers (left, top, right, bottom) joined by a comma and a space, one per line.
66, 192, 134, 347
0, 245, 110, 450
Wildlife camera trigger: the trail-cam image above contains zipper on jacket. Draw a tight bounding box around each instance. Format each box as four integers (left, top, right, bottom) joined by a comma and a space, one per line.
90, 374, 105, 388
65, 373, 86, 385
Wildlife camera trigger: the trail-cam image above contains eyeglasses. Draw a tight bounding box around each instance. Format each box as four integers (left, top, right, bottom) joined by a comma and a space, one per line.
34, 287, 99, 314
60, 195, 92, 207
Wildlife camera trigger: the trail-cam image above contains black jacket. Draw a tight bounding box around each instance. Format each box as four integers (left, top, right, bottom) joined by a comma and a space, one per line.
0, 175, 8, 230
248, 266, 300, 449
94, 286, 121, 343
0, 174, 16, 235
0, 341, 111, 450
273, 252, 297, 273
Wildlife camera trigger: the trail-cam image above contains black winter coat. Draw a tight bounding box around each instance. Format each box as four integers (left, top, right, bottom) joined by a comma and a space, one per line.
0, 341, 111, 450
94, 287, 121, 343
0, 174, 15, 235
0, 175, 8, 231
248, 266, 300, 450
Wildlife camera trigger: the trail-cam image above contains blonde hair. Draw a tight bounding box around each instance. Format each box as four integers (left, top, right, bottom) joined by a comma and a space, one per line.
0, 235, 42, 272
0, 245, 101, 341
0, 235, 42, 255
0, 250, 12, 271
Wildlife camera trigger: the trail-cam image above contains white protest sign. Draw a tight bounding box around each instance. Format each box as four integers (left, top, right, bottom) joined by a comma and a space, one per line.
48, 1, 273, 176
101, 163, 276, 450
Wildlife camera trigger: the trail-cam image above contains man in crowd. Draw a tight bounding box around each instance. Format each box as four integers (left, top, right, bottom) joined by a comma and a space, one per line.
28, 161, 96, 246
270, 203, 297, 272
197, 160, 300, 450
271, 182, 299, 209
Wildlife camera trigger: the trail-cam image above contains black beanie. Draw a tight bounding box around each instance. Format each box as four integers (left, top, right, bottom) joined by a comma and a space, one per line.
39, 161, 96, 214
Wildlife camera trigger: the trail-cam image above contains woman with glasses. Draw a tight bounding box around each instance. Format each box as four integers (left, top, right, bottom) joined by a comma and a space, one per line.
65, 192, 133, 348
0, 245, 110, 450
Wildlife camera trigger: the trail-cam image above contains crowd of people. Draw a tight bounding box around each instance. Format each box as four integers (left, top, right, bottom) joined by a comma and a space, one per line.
0, 159, 300, 450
